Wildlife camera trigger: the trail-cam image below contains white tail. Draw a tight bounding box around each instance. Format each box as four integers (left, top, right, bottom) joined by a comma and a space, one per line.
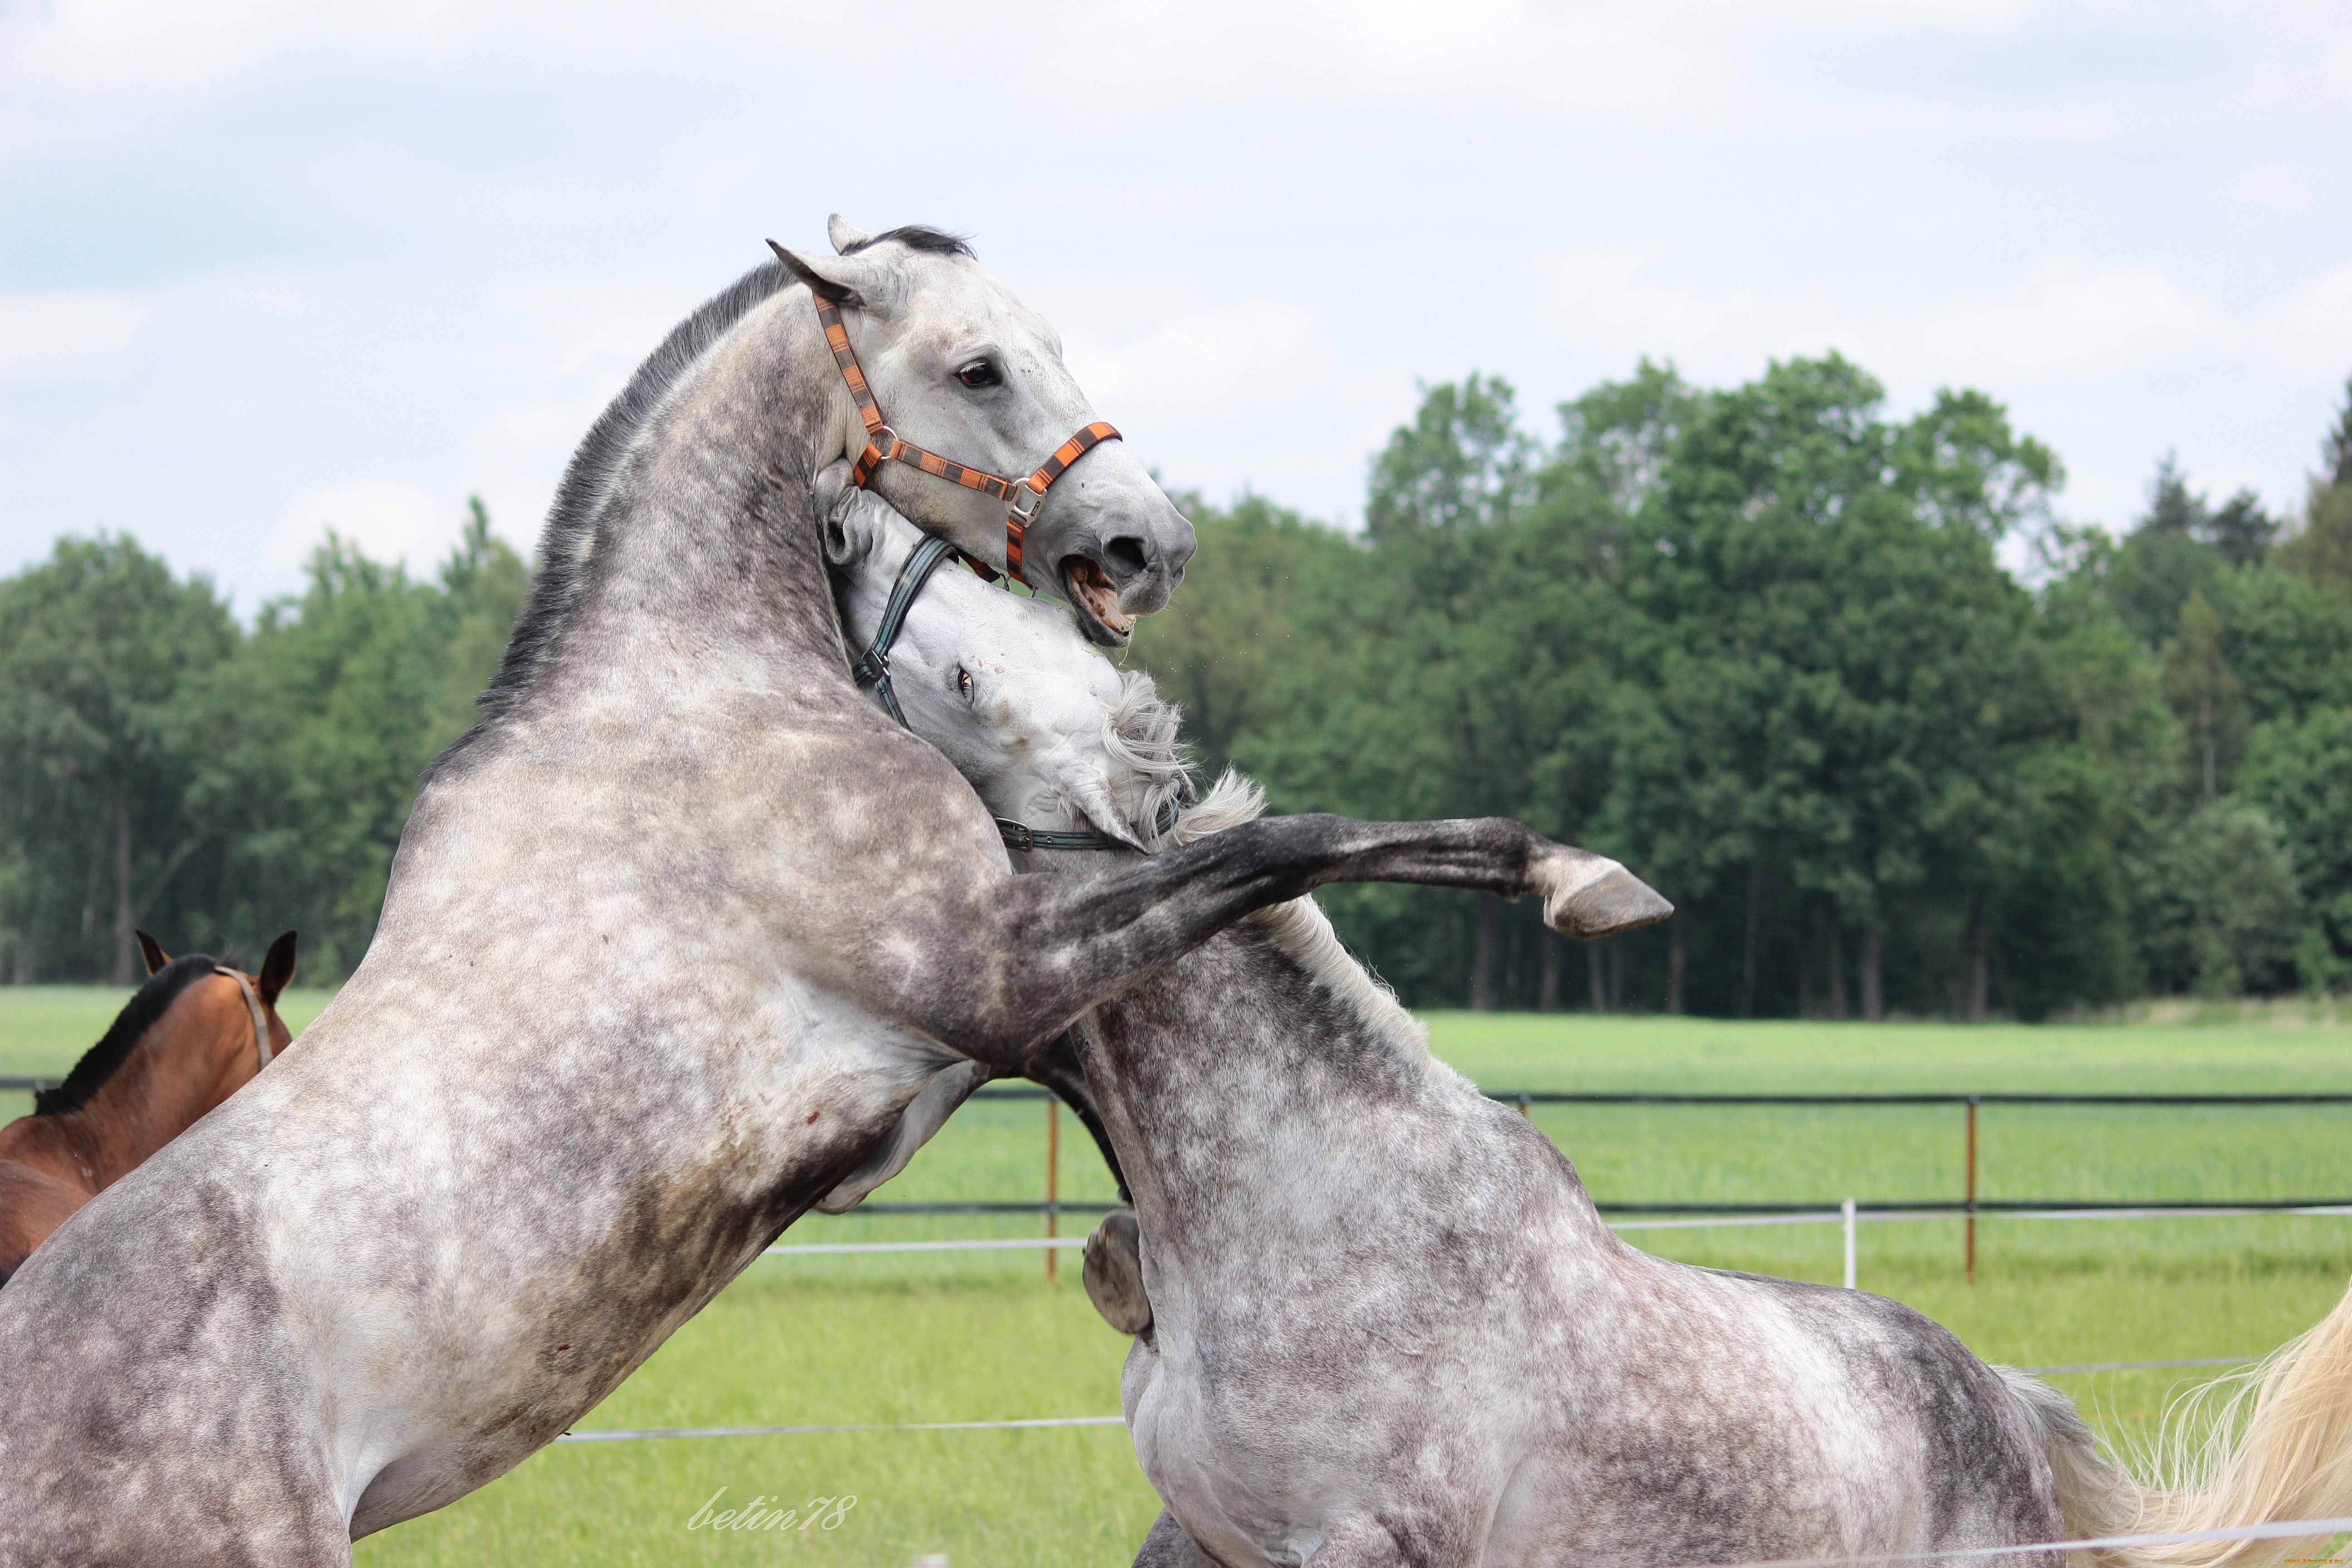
2003, 1275, 2352, 1567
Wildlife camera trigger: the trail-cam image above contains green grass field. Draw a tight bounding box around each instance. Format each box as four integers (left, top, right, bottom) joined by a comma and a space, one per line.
4, 990, 2348, 1565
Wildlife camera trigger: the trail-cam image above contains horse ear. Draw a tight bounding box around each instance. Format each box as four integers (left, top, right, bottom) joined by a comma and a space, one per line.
257, 931, 297, 1007
1064, 772, 1152, 853
814, 461, 874, 566
766, 240, 876, 311
827, 214, 873, 254
136, 930, 170, 975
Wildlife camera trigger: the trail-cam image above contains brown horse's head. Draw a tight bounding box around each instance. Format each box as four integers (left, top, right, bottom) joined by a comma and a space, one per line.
1, 932, 301, 1275
123, 929, 299, 1119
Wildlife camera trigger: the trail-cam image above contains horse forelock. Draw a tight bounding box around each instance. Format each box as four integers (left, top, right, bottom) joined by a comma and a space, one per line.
34, 955, 221, 1117
843, 225, 974, 259
455, 258, 803, 748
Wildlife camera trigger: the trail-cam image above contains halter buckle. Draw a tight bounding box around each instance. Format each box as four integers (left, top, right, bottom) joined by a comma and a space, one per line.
998, 820, 1038, 853
1008, 482, 1046, 524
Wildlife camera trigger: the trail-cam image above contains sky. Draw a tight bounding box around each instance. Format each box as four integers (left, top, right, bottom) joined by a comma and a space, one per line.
4, 0, 2351, 612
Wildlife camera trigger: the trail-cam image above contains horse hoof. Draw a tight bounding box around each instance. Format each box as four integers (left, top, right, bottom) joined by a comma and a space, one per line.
1083, 1209, 1153, 1338
1538, 848, 1673, 939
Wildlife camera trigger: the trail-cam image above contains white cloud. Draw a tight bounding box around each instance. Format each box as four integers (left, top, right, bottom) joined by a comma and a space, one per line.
0, 291, 153, 378
1064, 301, 1316, 413
1920, 261, 2230, 381
2278, 265, 2352, 356
268, 480, 456, 578
8, 0, 2352, 602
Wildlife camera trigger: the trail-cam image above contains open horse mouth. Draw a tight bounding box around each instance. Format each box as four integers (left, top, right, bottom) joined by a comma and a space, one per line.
1062, 558, 1137, 644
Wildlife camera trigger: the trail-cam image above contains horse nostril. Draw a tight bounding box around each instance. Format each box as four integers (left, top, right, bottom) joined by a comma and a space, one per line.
1102, 535, 1150, 582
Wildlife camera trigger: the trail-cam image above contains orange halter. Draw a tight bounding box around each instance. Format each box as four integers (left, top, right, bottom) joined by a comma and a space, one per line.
810, 291, 1119, 582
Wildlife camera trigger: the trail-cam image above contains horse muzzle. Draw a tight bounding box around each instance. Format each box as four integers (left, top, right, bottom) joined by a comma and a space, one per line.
1042, 479, 1196, 648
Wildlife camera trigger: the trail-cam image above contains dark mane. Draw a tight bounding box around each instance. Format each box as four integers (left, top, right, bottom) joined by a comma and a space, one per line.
436, 224, 972, 771
460, 259, 803, 737
35, 955, 217, 1117
847, 225, 974, 258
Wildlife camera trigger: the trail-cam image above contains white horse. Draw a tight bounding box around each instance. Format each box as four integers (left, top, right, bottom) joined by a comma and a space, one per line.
823, 480, 2352, 1568
0, 220, 1663, 1565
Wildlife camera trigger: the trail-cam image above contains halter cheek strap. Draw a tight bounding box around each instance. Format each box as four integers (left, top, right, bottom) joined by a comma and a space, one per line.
812, 291, 1120, 583
849, 534, 961, 727
218, 966, 273, 1069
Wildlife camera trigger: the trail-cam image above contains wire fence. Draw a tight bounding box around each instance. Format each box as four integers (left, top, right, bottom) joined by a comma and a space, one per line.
14, 1078, 2346, 1283
788, 1087, 2352, 1281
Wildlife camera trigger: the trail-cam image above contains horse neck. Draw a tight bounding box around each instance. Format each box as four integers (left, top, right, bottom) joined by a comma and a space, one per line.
528, 300, 856, 726
49, 976, 261, 1188
1078, 909, 1444, 1197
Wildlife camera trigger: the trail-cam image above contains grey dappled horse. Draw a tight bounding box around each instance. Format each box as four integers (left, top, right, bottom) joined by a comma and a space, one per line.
0, 221, 1665, 1565
825, 482, 2352, 1568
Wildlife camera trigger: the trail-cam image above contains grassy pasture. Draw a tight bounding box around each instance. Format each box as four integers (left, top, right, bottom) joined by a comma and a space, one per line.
3, 991, 2348, 1565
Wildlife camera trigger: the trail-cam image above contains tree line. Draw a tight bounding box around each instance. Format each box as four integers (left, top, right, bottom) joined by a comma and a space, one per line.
4, 356, 2350, 1015
0, 505, 524, 985
1133, 357, 2352, 1018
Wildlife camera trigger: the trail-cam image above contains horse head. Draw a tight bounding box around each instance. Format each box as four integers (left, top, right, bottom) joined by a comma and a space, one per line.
828, 481, 1673, 937
771, 216, 1195, 647
137, 928, 299, 1095
822, 471, 1177, 850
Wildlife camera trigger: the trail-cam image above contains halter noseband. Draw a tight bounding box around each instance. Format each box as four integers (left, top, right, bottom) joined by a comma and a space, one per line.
847, 524, 1176, 856
811, 290, 1120, 583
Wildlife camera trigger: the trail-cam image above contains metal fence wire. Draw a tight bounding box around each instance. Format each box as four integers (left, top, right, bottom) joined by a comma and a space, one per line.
10, 1079, 2344, 1282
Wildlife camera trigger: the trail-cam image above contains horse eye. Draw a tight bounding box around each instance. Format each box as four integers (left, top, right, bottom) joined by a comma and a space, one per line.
956, 359, 1001, 389
956, 667, 975, 701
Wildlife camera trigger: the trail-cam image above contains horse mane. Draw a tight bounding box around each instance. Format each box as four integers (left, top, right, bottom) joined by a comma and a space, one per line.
441, 223, 977, 769
457, 259, 801, 743
1110, 677, 1429, 1049
35, 955, 218, 1117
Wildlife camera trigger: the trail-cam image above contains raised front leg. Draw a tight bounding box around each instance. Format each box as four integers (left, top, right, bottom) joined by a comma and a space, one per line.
908, 814, 1668, 1066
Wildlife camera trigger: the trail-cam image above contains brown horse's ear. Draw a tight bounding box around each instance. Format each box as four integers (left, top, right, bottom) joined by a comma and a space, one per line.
136, 930, 171, 976
258, 931, 297, 1007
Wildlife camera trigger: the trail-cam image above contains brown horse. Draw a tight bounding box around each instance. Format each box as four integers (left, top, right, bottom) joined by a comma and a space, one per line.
0, 930, 296, 1284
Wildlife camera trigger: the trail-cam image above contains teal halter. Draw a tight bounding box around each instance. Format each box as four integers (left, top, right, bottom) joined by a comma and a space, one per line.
848, 534, 1177, 855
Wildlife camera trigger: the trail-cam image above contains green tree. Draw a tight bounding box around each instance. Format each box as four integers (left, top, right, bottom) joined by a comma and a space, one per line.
2133, 801, 2305, 997
2241, 709, 2352, 993
2109, 455, 2227, 647
2276, 375, 2352, 597
0, 535, 238, 982
1617, 357, 2056, 1019
2161, 590, 2247, 802
201, 506, 526, 978
1128, 493, 1356, 784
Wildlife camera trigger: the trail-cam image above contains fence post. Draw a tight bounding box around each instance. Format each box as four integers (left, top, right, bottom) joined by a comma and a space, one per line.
1965, 1095, 1979, 1286
1842, 1197, 1857, 1289
1045, 1099, 1060, 1284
